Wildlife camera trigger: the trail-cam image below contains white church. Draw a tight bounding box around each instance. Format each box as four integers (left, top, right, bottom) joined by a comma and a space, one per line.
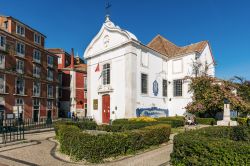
84, 16, 215, 124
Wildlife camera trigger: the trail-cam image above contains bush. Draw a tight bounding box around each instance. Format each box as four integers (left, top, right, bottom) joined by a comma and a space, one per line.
112, 116, 184, 128
54, 120, 97, 132
55, 123, 171, 163
155, 117, 185, 128
171, 126, 250, 165
196, 118, 216, 125
128, 116, 157, 122
236, 117, 250, 126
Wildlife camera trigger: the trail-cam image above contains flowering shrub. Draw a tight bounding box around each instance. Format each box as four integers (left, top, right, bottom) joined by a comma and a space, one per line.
128, 116, 157, 122
186, 76, 250, 117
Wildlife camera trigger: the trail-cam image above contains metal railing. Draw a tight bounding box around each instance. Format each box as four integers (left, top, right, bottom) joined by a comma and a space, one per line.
0, 118, 55, 144
0, 119, 24, 144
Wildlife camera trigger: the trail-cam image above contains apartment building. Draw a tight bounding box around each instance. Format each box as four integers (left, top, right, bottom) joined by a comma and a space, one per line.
48, 48, 87, 118
0, 15, 58, 121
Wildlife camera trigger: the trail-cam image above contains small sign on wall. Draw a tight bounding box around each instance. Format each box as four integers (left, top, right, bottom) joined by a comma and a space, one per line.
6, 113, 14, 119
93, 99, 98, 110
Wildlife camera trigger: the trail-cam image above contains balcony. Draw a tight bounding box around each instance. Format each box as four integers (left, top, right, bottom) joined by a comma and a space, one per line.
33, 93, 40, 97
16, 69, 24, 74
33, 73, 40, 78
47, 77, 53, 82
33, 58, 41, 64
98, 84, 113, 94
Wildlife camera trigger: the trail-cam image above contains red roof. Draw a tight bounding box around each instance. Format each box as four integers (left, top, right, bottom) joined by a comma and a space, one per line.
147, 35, 208, 58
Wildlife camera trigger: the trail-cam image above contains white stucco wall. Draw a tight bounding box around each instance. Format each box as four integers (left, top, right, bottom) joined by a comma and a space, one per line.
198, 45, 215, 77
84, 17, 215, 123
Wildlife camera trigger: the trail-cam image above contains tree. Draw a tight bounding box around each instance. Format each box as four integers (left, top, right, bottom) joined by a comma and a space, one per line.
230, 76, 250, 114
186, 76, 250, 118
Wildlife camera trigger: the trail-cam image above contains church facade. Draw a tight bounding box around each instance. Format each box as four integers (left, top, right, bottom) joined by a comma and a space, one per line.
84, 16, 215, 124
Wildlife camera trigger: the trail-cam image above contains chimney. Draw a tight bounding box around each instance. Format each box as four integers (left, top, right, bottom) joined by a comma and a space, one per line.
70, 48, 74, 68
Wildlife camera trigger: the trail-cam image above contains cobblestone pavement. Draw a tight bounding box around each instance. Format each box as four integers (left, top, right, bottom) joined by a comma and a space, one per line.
0, 131, 79, 166
0, 131, 176, 166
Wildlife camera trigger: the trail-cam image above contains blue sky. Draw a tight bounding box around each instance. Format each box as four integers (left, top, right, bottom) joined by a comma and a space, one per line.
1, 0, 250, 80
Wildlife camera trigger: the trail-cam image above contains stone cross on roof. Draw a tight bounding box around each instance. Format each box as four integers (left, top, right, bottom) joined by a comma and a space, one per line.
105, 0, 112, 18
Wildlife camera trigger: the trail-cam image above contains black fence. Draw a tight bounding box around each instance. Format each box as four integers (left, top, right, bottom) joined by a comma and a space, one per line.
22, 118, 54, 131
0, 119, 24, 144
59, 116, 93, 122
0, 118, 55, 144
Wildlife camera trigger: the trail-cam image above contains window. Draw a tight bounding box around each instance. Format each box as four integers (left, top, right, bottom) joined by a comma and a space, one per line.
33, 65, 41, 78
16, 98, 24, 106
33, 82, 40, 97
58, 73, 62, 85
0, 36, 6, 49
65, 59, 69, 66
16, 24, 25, 36
84, 91, 87, 99
33, 98, 40, 110
141, 73, 148, 94
34, 33, 41, 44
16, 78, 25, 95
0, 74, 5, 93
47, 84, 53, 98
4, 21, 8, 30
84, 103, 87, 114
33, 49, 41, 63
0, 54, 5, 69
16, 42, 25, 56
58, 55, 62, 64
47, 69, 53, 81
59, 89, 62, 98
162, 79, 168, 97
173, 79, 183, 97
84, 77, 87, 89
103, 63, 110, 85
47, 55, 53, 67
47, 100, 53, 110
16, 59, 24, 74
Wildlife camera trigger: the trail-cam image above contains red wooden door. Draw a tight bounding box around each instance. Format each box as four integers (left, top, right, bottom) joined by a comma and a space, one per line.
102, 95, 110, 123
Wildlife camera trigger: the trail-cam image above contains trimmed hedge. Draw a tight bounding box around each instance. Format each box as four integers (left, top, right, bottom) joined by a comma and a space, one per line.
171, 126, 250, 165
56, 123, 171, 163
236, 117, 250, 126
112, 116, 184, 128
97, 123, 153, 132
98, 121, 182, 132
155, 117, 185, 127
196, 118, 216, 125
54, 120, 97, 133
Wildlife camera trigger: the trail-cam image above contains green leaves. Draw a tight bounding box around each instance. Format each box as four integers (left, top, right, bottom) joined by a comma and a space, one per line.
186, 76, 250, 117
55, 123, 171, 163
171, 126, 250, 165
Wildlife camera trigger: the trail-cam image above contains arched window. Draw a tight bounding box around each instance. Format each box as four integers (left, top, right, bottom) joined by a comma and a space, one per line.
103, 63, 110, 85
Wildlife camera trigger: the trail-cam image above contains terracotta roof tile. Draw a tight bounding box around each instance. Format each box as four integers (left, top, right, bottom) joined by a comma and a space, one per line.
147, 35, 208, 58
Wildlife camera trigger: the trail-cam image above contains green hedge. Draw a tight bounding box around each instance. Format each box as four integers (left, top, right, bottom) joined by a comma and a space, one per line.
196, 118, 216, 125
56, 123, 171, 163
236, 117, 250, 126
97, 123, 153, 132
171, 126, 250, 165
155, 117, 185, 127
54, 120, 97, 133
112, 117, 184, 128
